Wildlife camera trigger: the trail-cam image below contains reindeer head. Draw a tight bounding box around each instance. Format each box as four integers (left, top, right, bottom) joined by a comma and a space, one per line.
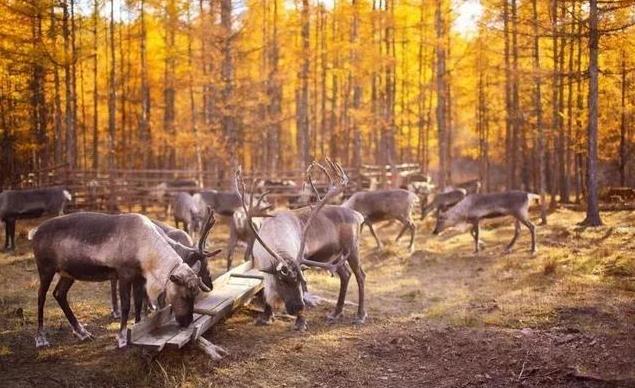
166, 261, 204, 327
236, 160, 349, 318
432, 211, 449, 235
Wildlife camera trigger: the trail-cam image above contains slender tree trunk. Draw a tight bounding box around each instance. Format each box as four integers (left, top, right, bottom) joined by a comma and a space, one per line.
351, 0, 362, 183
510, 0, 519, 189
107, 0, 116, 210
92, 0, 99, 170
297, 0, 310, 170
62, 0, 76, 168
50, 6, 63, 165
532, 0, 548, 224
503, 0, 513, 190
574, 0, 584, 202
435, 0, 448, 189
31, 5, 47, 171
582, 0, 602, 226
619, 49, 628, 187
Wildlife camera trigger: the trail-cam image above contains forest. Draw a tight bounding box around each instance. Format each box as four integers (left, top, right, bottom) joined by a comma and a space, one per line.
1, 0, 634, 200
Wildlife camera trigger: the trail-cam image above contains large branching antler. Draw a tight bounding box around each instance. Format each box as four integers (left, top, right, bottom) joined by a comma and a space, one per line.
198, 206, 222, 258
235, 167, 288, 272
295, 159, 349, 273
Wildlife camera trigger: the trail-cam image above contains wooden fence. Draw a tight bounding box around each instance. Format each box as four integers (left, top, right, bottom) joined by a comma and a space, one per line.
7, 163, 423, 216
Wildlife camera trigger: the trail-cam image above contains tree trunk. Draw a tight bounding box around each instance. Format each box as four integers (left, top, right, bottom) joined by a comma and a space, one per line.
582, 0, 602, 226
297, 0, 310, 170
532, 0, 548, 224
435, 0, 448, 189
62, 0, 76, 168
92, 0, 99, 170
30, 5, 47, 171
107, 0, 116, 210
619, 49, 628, 187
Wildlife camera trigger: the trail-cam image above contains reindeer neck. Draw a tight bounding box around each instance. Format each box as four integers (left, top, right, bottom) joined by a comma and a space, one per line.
139, 228, 185, 303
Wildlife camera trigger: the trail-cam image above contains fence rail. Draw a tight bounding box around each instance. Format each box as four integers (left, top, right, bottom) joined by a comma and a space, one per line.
7, 163, 423, 216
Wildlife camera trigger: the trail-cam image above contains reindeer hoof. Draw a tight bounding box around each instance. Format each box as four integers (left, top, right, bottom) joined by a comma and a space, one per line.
326, 312, 344, 324
294, 320, 307, 332
73, 327, 94, 341
255, 316, 273, 326
35, 334, 50, 348
353, 312, 367, 325
116, 332, 128, 348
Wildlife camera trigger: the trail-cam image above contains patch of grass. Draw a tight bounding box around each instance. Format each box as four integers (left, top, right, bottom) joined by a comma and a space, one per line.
543, 257, 558, 275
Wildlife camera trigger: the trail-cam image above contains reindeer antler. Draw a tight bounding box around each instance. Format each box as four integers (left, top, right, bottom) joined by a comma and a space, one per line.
198, 206, 221, 258
235, 168, 288, 271
295, 159, 349, 273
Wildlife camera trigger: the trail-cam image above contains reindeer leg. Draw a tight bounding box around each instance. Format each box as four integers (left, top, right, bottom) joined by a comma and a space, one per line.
256, 303, 274, 326
226, 226, 237, 271
519, 217, 537, 254
327, 264, 351, 324
53, 277, 93, 341
243, 239, 254, 263
110, 280, 121, 319
132, 280, 145, 323
348, 249, 367, 324
117, 279, 132, 348
35, 269, 55, 347
472, 222, 481, 253
365, 221, 383, 250
3, 219, 9, 250
505, 219, 521, 253
7, 219, 16, 251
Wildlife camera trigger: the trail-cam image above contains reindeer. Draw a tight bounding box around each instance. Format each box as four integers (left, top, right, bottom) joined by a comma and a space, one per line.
237, 160, 366, 331
342, 189, 418, 251
0, 187, 72, 251
171, 192, 206, 237
30, 210, 217, 348
432, 191, 539, 254
107, 216, 220, 319
420, 188, 467, 221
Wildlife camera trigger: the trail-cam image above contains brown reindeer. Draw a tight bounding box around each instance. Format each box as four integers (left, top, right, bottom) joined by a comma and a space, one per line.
30, 210, 217, 348
237, 160, 366, 330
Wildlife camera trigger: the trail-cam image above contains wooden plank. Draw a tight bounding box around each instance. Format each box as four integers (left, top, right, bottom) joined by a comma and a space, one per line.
127, 305, 173, 343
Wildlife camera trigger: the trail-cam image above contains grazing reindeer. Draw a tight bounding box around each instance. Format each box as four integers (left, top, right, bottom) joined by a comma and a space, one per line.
172, 192, 206, 237
432, 191, 539, 254
342, 189, 418, 251
237, 160, 366, 330
107, 216, 220, 319
420, 189, 467, 221
0, 187, 72, 250
30, 210, 217, 348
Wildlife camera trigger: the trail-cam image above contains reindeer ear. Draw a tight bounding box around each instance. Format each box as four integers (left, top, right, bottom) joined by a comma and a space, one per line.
191, 261, 202, 274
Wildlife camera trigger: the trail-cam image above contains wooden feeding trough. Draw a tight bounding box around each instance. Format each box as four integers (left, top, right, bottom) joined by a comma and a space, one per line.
127, 261, 264, 359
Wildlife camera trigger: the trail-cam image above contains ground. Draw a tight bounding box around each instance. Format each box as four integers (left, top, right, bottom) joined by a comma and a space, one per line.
0, 208, 633, 387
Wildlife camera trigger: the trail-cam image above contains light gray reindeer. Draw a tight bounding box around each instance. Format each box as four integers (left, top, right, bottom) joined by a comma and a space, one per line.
0, 187, 72, 250
30, 210, 217, 348
342, 189, 418, 251
107, 216, 220, 319
237, 160, 366, 331
172, 192, 206, 237
432, 191, 539, 254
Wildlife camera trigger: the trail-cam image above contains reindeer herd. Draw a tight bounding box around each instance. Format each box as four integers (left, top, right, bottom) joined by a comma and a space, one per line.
0, 161, 540, 351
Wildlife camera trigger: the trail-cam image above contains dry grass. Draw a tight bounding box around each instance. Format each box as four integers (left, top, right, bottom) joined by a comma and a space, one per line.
0, 208, 633, 387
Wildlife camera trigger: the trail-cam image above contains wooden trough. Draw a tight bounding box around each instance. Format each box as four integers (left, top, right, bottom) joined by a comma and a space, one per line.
127, 261, 264, 359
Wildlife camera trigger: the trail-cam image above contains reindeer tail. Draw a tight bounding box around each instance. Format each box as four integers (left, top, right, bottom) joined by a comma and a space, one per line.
27, 227, 38, 241
63, 190, 72, 201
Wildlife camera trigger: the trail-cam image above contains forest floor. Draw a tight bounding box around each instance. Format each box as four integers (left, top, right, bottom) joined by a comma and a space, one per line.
0, 208, 633, 387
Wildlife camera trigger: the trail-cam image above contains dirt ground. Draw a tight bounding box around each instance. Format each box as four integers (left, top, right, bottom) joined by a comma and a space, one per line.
0, 208, 633, 387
